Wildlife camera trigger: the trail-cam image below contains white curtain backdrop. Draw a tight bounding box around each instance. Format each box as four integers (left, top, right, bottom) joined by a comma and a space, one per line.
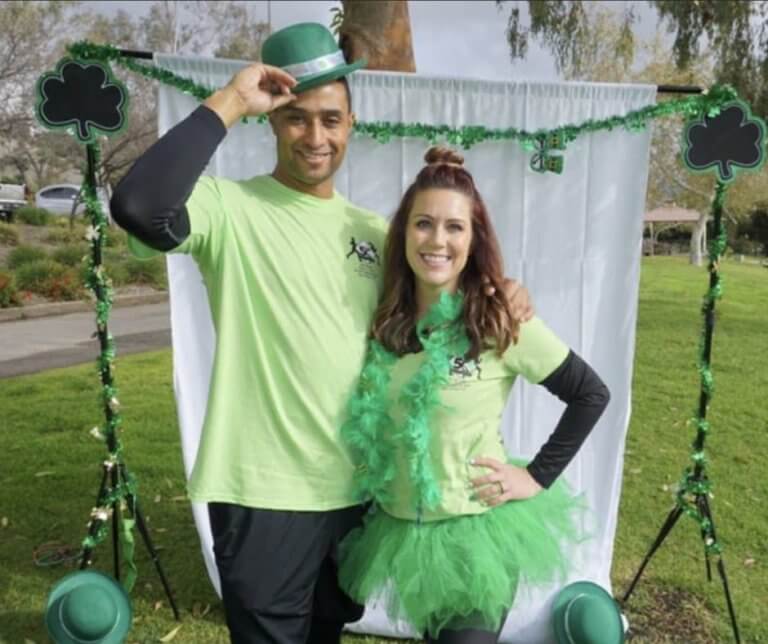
154, 53, 655, 643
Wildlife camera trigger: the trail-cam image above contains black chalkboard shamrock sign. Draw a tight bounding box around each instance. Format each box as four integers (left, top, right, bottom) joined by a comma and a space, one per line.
35, 58, 128, 144
683, 99, 766, 183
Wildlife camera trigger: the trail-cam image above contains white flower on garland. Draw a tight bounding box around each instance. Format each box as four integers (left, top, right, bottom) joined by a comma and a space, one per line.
85, 225, 100, 242
91, 507, 110, 521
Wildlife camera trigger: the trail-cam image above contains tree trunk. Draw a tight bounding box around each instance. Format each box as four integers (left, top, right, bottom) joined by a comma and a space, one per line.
339, 0, 416, 72
690, 211, 708, 266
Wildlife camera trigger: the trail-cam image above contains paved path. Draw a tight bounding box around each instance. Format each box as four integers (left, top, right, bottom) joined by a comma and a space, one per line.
0, 302, 171, 379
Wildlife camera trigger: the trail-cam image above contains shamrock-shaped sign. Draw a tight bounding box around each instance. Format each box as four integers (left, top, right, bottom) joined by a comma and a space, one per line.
36, 58, 128, 144
683, 99, 766, 183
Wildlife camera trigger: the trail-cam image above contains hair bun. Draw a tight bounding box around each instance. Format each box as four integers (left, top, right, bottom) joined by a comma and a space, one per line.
424, 146, 464, 167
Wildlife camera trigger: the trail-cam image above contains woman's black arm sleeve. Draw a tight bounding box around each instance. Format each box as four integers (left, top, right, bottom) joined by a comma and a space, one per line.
110, 105, 227, 251
526, 351, 611, 489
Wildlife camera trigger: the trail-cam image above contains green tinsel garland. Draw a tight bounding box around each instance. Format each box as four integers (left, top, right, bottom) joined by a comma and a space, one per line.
674, 180, 730, 556
342, 292, 468, 519
65, 40, 738, 158
80, 143, 137, 558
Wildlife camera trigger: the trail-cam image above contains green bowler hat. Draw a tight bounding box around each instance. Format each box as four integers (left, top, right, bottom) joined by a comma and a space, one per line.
46, 570, 132, 644
552, 581, 625, 644
261, 22, 366, 93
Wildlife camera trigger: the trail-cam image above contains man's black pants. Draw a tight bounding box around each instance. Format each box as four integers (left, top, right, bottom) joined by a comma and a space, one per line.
208, 502, 366, 644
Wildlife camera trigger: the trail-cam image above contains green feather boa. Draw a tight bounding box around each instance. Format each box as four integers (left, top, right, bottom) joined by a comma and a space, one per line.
342, 291, 469, 517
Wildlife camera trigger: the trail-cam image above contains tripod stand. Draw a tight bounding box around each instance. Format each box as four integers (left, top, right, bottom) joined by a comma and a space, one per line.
79, 460, 181, 620
621, 181, 740, 642
621, 468, 740, 642
76, 143, 180, 621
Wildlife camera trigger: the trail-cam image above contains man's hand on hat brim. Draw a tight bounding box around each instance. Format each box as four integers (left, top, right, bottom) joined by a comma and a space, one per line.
204, 64, 297, 128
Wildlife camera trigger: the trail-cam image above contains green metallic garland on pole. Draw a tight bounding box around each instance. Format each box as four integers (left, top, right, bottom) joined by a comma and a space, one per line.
66, 41, 739, 160
79, 143, 137, 556
675, 181, 729, 555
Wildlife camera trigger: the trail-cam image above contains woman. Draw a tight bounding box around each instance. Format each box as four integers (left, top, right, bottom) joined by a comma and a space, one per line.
338, 147, 611, 644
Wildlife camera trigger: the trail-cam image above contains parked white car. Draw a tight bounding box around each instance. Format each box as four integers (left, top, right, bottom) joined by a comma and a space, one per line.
0, 183, 27, 222
35, 183, 111, 218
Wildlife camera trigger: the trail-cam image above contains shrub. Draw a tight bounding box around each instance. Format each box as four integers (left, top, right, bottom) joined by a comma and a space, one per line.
7, 245, 47, 269
51, 244, 88, 267
46, 225, 87, 245
14, 259, 84, 300
14, 206, 51, 226
0, 270, 20, 307
0, 222, 19, 246
121, 257, 167, 289
104, 226, 127, 248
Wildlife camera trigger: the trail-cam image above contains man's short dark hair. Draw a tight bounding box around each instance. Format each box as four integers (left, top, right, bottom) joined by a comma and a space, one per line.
335, 76, 352, 112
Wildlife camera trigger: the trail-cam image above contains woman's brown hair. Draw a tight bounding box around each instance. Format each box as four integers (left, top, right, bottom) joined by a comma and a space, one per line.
371, 146, 519, 359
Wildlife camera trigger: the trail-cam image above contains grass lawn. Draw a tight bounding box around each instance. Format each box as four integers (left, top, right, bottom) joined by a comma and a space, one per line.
0, 256, 765, 643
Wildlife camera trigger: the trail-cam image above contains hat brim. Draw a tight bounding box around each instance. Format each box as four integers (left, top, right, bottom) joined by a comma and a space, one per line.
46, 571, 132, 644
293, 58, 367, 94
552, 581, 624, 644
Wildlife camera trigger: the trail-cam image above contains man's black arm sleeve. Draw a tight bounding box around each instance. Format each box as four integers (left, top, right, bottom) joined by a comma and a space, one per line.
110, 105, 227, 251
526, 351, 610, 489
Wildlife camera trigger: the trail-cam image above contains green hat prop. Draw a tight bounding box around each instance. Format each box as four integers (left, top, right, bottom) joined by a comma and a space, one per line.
46, 571, 132, 644
552, 581, 625, 644
261, 22, 366, 94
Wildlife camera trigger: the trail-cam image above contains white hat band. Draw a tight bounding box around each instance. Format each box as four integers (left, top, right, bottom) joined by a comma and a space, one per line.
280, 50, 347, 80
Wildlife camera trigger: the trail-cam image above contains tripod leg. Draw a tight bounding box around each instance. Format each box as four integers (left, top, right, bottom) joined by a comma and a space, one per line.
127, 496, 181, 620
716, 558, 741, 643
111, 465, 121, 582
699, 495, 740, 643
80, 465, 110, 569
118, 463, 180, 621
621, 505, 684, 604
696, 493, 713, 582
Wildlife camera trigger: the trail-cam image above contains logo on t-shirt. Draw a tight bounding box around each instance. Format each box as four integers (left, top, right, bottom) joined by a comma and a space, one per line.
448, 355, 482, 387
346, 236, 381, 280
346, 237, 380, 264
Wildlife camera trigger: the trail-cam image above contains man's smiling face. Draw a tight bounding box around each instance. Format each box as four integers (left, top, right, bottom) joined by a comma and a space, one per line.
269, 81, 354, 198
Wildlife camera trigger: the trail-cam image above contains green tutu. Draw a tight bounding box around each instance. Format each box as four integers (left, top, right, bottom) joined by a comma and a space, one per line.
338, 478, 586, 637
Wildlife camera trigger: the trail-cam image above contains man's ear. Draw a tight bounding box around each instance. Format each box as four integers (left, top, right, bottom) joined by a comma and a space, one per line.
268, 112, 278, 135
349, 111, 356, 129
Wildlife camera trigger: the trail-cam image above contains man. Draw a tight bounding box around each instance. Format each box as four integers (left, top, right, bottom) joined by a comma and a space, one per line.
111, 23, 531, 644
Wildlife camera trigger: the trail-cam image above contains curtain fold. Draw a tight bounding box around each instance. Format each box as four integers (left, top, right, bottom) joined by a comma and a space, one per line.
155, 54, 655, 643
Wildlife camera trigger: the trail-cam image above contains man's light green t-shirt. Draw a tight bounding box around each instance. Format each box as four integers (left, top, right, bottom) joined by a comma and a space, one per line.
377, 317, 569, 522
130, 175, 388, 510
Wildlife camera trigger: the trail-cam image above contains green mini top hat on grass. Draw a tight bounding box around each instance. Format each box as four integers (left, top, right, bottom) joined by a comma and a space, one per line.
46, 570, 132, 644
261, 22, 366, 93
552, 581, 625, 644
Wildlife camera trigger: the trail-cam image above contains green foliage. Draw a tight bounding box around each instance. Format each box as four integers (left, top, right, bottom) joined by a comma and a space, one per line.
46, 225, 87, 245
0, 221, 20, 246
0, 270, 20, 307
51, 243, 88, 267
6, 244, 47, 269
14, 259, 84, 300
498, 0, 768, 114
14, 206, 51, 226
651, 0, 767, 114
735, 209, 768, 256
104, 225, 127, 248
118, 256, 167, 289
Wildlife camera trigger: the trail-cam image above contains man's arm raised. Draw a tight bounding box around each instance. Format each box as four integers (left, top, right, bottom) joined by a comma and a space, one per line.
110, 64, 296, 251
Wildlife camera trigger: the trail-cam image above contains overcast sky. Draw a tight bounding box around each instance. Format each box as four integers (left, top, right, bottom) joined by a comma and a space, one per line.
89, 0, 663, 83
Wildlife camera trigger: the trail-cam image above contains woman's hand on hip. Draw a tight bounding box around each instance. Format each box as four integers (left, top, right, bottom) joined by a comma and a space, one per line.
469, 456, 543, 506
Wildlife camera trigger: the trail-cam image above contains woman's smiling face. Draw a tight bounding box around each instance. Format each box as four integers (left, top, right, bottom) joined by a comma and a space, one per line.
405, 188, 473, 294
